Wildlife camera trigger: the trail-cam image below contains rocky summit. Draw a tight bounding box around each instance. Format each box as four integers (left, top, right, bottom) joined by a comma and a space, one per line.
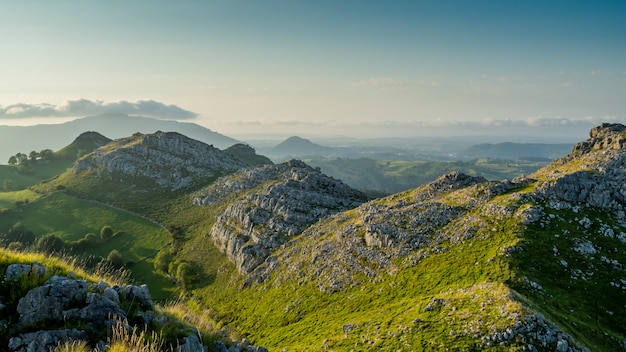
193, 159, 369, 275
72, 131, 247, 190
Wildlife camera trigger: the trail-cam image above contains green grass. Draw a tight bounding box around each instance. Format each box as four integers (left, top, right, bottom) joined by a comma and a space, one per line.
0, 189, 43, 211
0, 192, 175, 300
510, 205, 626, 351
179, 187, 528, 351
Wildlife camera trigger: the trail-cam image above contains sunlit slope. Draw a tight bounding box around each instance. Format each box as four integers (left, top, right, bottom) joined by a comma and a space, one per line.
189, 124, 626, 351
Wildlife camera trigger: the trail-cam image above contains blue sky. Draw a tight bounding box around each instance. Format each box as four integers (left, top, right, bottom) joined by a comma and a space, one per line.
0, 0, 624, 140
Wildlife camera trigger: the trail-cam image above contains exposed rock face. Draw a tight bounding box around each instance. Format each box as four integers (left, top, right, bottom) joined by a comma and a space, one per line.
571, 122, 626, 154
536, 123, 626, 213
193, 160, 368, 274
73, 131, 247, 190
3, 264, 145, 351
241, 125, 626, 349
1, 263, 266, 352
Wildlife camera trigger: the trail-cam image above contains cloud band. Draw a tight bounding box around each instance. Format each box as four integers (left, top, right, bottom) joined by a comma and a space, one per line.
0, 99, 197, 120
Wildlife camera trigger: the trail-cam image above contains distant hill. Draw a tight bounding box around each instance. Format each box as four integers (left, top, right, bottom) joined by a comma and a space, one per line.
459, 142, 573, 160
270, 136, 335, 157
0, 114, 239, 163
55, 131, 112, 160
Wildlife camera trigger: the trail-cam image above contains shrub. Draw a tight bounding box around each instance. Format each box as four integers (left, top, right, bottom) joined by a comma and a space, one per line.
107, 250, 124, 269
5, 223, 36, 245
84, 233, 99, 244
100, 226, 114, 240
154, 249, 173, 273
175, 262, 196, 290
35, 234, 65, 254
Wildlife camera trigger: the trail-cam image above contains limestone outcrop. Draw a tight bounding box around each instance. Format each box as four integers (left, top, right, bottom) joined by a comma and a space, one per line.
73, 131, 247, 190
0, 263, 267, 352
193, 160, 368, 274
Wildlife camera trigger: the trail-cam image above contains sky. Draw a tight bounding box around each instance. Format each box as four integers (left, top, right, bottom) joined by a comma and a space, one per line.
0, 0, 624, 141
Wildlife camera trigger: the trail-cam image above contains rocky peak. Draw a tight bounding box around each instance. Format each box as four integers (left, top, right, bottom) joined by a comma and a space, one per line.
571, 122, 626, 154
193, 159, 368, 274
534, 123, 626, 213
72, 131, 247, 190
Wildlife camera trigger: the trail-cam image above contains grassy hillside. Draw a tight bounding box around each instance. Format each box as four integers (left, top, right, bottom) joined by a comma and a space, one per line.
178, 173, 624, 351
0, 192, 175, 300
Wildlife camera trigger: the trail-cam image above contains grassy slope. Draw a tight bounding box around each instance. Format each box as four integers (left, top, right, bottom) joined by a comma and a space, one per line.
185, 186, 526, 351
0, 192, 175, 300
182, 173, 624, 350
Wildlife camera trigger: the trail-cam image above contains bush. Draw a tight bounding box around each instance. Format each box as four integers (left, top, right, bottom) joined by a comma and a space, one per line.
107, 249, 124, 268
100, 226, 114, 240
154, 249, 173, 273
35, 234, 65, 254
84, 233, 99, 244
175, 262, 196, 290
5, 223, 36, 245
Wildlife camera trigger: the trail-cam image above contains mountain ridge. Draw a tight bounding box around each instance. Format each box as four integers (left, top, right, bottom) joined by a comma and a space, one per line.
190, 123, 626, 350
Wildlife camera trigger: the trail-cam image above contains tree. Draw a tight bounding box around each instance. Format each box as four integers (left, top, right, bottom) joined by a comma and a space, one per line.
8, 156, 17, 165
39, 149, 54, 161
15, 153, 28, 164
28, 150, 39, 161
100, 226, 114, 240
175, 262, 196, 290
35, 234, 65, 254
107, 249, 124, 268
154, 249, 173, 273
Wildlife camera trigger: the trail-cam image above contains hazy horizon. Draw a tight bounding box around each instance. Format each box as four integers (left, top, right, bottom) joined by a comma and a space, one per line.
0, 1, 624, 141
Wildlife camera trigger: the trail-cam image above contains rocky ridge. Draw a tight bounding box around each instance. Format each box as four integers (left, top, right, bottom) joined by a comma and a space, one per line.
237, 124, 626, 350
193, 160, 368, 274
73, 131, 247, 190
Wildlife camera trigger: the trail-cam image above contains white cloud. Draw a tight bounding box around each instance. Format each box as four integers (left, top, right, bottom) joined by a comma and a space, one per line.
0, 99, 197, 120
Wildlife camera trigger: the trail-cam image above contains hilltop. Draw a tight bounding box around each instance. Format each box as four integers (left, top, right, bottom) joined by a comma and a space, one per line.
270, 136, 335, 157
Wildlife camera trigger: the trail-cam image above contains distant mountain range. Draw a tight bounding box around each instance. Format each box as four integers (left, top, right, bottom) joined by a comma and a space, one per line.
0, 113, 238, 163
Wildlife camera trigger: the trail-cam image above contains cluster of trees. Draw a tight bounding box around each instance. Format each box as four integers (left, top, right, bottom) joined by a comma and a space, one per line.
7, 149, 54, 165
153, 249, 197, 290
